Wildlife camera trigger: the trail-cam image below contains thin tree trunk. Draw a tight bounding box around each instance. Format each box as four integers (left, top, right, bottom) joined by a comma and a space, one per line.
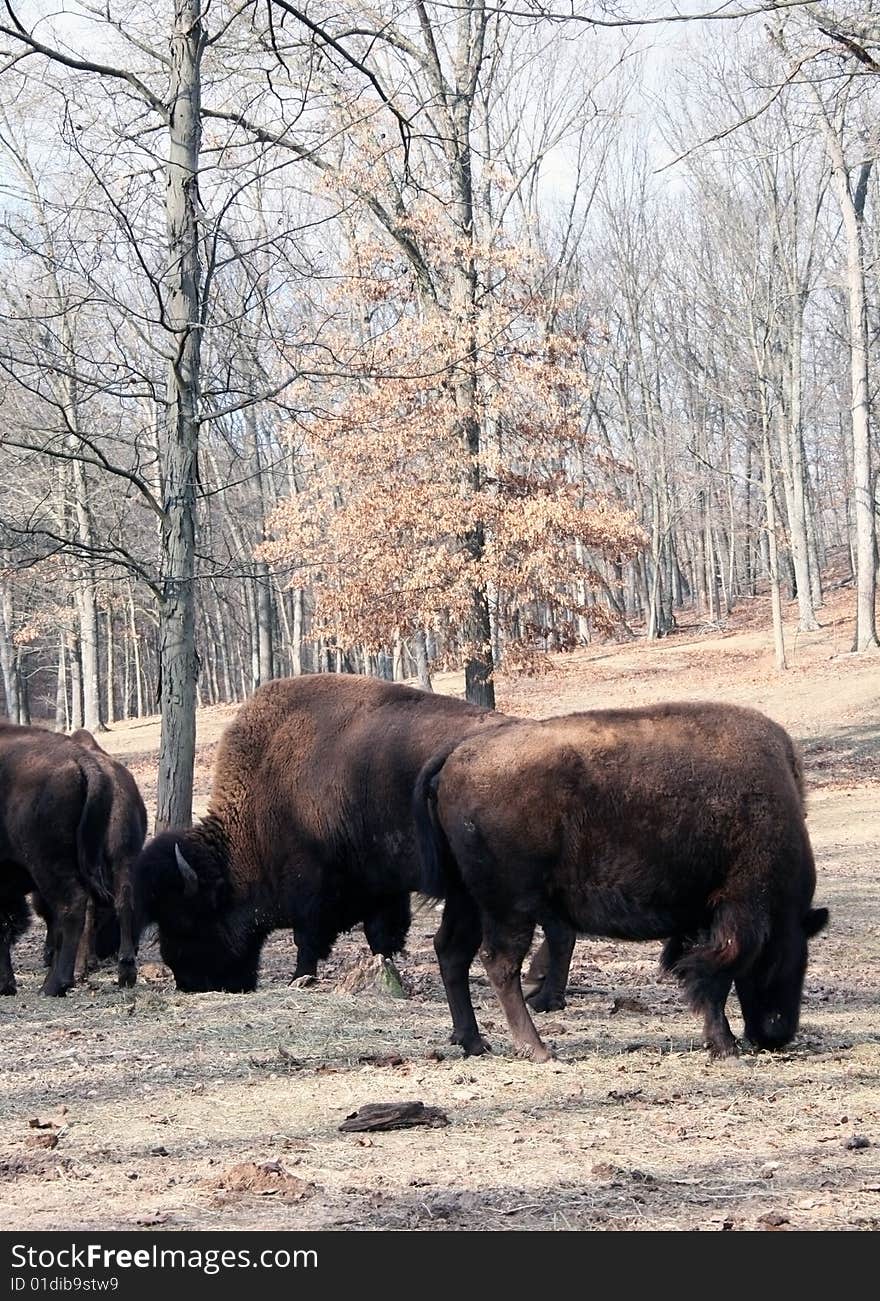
105, 609, 116, 725
291, 588, 304, 676
127, 584, 144, 720
800, 78, 877, 649
0, 583, 21, 724
412, 628, 432, 691
155, 0, 205, 830
69, 632, 84, 730
762, 428, 787, 671
56, 632, 69, 731
255, 563, 273, 685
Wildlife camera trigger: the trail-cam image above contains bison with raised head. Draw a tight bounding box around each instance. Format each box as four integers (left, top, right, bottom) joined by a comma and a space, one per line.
36, 730, 147, 987
415, 701, 828, 1061
0, 722, 114, 995
133, 675, 523, 995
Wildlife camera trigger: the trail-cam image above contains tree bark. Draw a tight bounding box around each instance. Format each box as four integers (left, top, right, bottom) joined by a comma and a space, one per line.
105, 608, 115, 725
155, 0, 205, 831
800, 77, 877, 649
412, 628, 432, 691
0, 582, 21, 724
762, 427, 787, 671
291, 588, 304, 676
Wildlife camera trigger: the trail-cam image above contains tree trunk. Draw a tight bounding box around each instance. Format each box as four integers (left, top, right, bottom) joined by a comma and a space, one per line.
291, 588, 304, 676
451, 17, 495, 710
155, 0, 205, 831
0, 583, 21, 724
762, 428, 787, 671
806, 89, 877, 649
412, 628, 432, 691
127, 584, 144, 719
777, 312, 819, 631
256, 561, 273, 685
56, 632, 69, 731
69, 448, 103, 730
105, 608, 116, 725
68, 632, 84, 730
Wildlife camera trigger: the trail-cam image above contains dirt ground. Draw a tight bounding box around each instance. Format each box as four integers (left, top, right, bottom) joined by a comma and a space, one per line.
1, 588, 878, 1231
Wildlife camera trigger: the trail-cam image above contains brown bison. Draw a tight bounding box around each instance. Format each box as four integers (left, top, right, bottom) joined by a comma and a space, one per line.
414, 702, 828, 1061
133, 675, 522, 994
36, 730, 147, 987
0, 722, 114, 995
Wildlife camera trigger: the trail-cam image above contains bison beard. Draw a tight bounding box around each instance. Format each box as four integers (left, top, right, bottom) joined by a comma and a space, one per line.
414, 701, 829, 1062
133, 675, 543, 994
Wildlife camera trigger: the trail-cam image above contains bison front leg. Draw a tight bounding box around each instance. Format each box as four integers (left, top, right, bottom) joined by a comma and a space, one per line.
699, 974, 739, 1058
0, 943, 14, 995
524, 918, 575, 1014
363, 894, 410, 959
42, 889, 89, 997
434, 886, 490, 1057
291, 929, 322, 980
115, 881, 137, 988
480, 917, 552, 1064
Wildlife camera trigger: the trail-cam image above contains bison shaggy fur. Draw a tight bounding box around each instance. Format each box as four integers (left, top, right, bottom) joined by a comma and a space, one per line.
0, 722, 115, 995
415, 701, 828, 1061
133, 675, 510, 992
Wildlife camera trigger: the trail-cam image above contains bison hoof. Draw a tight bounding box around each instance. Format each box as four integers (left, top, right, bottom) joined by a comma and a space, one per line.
525, 989, 567, 1013
40, 975, 70, 997
707, 1038, 740, 1059
117, 963, 137, 988
515, 1042, 553, 1063
0, 983, 16, 996
453, 1033, 492, 1057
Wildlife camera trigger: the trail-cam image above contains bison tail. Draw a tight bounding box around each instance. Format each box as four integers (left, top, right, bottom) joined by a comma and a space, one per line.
412, 744, 461, 901
75, 755, 114, 902
661, 901, 769, 996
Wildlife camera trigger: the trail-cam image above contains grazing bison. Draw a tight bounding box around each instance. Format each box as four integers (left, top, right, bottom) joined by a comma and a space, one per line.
0, 722, 114, 995
414, 702, 828, 1062
133, 675, 523, 993
36, 730, 147, 987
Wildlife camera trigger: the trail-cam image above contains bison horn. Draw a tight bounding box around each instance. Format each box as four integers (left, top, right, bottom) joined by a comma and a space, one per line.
174, 844, 199, 897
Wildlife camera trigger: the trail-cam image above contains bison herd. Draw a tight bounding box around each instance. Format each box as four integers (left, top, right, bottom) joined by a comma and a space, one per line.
0, 675, 828, 1061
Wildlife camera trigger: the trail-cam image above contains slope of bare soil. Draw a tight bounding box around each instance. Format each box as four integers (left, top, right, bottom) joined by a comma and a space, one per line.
1, 588, 878, 1231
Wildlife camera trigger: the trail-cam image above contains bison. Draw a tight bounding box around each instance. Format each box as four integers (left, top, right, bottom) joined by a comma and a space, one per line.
36, 730, 147, 987
0, 722, 114, 995
133, 675, 521, 994
414, 701, 828, 1061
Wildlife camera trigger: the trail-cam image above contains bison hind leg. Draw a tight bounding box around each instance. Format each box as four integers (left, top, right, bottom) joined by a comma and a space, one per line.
480, 915, 553, 1064
665, 903, 769, 1058
664, 933, 739, 1059
41, 887, 89, 997
0, 896, 30, 995
434, 885, 491, 1057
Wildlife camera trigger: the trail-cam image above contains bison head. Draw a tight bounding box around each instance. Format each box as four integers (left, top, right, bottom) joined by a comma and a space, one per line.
735, 906, 829, 1050
133, 830, 264, 993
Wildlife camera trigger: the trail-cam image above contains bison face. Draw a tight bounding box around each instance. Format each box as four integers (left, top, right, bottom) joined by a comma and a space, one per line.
736, 906, 829, 1050
133, 830, 265, 993
158, 923, 263, 994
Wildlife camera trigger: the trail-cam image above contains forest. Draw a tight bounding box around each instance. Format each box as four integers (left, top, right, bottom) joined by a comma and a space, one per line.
0, 1, 878, 829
